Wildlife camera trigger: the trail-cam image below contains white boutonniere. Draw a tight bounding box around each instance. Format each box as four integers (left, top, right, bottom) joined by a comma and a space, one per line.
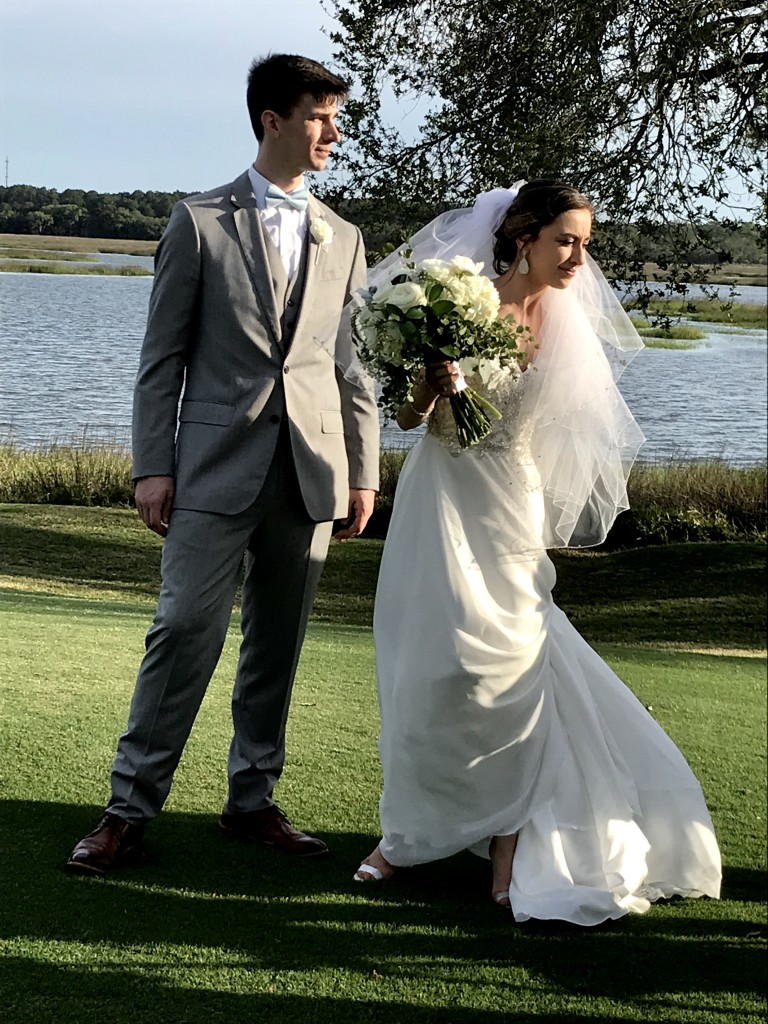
310, 217, 333, 263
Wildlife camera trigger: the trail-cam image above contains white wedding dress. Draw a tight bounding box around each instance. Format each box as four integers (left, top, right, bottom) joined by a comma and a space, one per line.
374, 363, 722, 925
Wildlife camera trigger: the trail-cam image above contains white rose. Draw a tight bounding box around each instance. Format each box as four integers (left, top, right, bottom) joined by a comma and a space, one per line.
379, 280, 428, 312
310, 218, 333, 246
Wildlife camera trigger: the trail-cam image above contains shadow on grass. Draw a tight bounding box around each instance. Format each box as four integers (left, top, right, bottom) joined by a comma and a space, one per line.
1, 502, 766, 643
1, 800, 765, 1024
0, 516, 162, 598
0, 513, 382, 627
551, 542, 767, 649
0, 954, 673, 1024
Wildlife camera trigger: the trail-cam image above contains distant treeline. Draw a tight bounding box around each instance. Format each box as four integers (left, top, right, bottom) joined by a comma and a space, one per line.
0, 184, 765, 264
0, 185, 190, 240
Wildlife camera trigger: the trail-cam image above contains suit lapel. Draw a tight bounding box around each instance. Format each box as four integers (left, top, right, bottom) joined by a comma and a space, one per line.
230, 175, 282, 346
290, 195, 325, 344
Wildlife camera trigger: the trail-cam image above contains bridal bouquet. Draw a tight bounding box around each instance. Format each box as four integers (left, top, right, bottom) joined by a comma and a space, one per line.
353, 252, 530, 447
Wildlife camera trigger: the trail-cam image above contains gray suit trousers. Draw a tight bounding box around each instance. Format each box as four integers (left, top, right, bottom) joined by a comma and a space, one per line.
108, 436, 333, 822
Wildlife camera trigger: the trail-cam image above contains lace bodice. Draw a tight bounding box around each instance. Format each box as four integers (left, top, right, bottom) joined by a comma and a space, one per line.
427, 361, 534, 458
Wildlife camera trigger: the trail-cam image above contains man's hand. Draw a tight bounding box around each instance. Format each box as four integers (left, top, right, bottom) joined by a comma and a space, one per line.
333, 488, 376, 540
135, 475, 175, 537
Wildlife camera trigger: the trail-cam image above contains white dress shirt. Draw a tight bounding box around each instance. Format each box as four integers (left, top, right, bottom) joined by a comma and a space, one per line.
247, 165, 308, 281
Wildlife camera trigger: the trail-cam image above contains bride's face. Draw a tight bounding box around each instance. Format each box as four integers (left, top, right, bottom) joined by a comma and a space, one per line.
523, 209, 592, 290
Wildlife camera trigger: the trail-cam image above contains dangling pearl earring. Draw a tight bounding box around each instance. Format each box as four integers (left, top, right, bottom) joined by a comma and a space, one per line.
518, 252, 529, 275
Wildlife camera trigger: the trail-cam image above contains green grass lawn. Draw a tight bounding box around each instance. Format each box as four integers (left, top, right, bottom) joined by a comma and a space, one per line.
0, 505, 765, 1023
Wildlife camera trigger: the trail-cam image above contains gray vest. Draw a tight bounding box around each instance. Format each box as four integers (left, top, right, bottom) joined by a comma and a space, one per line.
261, 231, 310, 353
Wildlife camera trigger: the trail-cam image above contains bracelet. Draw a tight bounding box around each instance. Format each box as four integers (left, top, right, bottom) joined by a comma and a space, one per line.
408, 398, 432, 418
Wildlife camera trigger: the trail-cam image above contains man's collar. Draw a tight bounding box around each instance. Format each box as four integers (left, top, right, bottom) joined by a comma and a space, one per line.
247, 166, 306, 210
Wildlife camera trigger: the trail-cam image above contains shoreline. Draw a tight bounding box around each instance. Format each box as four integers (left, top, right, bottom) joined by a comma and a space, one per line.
0, 233, 765, 287
0, 261, 151, 276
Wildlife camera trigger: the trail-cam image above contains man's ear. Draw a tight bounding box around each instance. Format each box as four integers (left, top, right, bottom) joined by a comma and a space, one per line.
261, 109, 280, 138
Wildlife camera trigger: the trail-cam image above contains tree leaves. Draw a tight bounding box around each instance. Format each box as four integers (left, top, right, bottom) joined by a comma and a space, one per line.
324, 0, 766, 294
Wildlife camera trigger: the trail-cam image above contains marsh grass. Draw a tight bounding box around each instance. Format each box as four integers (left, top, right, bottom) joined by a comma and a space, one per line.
0, 260, 151, 276
0, 440, 133, 505
640, 338, 699, 350
642, 261, 767, 286
0, 232, 157, 256
369, 451, 766, 544
0, 247, 98, 262
612, 460, 768, 546
626, 299, 766, 329
637, 325, 705, 341
1, 442, 765, 545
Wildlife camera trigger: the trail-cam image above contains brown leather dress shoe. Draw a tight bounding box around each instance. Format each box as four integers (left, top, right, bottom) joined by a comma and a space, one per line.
66, 813, 145, 876
219, 805, 328, 856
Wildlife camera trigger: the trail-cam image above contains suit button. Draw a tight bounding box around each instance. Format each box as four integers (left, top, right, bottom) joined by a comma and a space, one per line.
287, 298, 295, 307
283, 365, 290, 374
270, 414, 280, 424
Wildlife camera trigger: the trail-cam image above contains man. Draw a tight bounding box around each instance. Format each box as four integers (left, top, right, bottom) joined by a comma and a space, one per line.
67, 53, 379, 875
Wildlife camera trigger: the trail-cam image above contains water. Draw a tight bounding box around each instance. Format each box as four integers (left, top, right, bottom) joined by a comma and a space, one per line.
1, 271, 766, 464
617, 282, 766, 305
0, 273, 150, 445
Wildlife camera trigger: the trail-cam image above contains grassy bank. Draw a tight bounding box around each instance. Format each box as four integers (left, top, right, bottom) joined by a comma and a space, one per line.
375, 454, 768, 545
630, 318, 706, 341
0, 235, 764, 285
0, 247, 99, 262
626, 299, 766, 329
0, 261, 151, 276
642, 261, 767, 287
630, 320, 705, 349
0, 505, 765, 1023
1, 442, 765, 546
0, 232, 156, 256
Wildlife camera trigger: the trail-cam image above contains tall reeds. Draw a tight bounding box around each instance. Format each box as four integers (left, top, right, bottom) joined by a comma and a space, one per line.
0, 440, 133, 506
0, 441, 764, 546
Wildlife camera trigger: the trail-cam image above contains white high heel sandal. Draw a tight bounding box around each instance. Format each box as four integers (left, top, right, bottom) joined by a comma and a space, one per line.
354, 863, 386, 882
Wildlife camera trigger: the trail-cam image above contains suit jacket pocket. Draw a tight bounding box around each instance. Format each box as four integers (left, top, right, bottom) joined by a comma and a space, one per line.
316, 264, 346, 282
179, 400, 235, 426
320, 409, 344, 434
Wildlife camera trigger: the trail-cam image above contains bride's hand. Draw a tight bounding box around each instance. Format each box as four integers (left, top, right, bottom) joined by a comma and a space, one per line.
425, 359, 463, 396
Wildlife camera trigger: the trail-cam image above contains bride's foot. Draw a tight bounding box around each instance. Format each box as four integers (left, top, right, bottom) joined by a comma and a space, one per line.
489, 834, 518, 909
354, 844, 396, 883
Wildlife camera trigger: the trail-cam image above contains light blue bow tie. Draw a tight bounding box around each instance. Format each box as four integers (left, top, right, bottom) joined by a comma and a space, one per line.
264, 183, 309, 212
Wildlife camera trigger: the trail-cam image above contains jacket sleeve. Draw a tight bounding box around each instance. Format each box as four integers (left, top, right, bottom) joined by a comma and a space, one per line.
337, 226, 380, 491
131, 201, 201, 480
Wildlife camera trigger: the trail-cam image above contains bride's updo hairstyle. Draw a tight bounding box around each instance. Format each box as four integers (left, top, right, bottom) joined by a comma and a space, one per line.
493, 180, 592, 276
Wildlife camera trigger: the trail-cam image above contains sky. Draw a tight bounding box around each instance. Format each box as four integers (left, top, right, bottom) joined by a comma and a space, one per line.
0, 2, 758, 217
0, 0, 393, 194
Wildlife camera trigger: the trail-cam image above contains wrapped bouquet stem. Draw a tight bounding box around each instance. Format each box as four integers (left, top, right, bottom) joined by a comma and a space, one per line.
448, 376, 504, 447
353, 251, 532, 447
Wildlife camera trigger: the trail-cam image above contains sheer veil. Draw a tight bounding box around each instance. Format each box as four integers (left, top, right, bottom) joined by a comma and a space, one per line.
330, 183, 646, 549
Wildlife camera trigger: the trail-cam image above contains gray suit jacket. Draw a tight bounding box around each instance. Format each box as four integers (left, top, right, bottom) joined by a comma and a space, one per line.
132, 172, 380, 520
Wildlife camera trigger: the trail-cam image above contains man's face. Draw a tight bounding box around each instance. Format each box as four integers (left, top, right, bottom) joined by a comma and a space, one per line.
274, 94, 342, 174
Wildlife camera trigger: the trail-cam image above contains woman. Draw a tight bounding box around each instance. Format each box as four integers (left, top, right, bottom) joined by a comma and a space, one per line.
354, 181, 721, 925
